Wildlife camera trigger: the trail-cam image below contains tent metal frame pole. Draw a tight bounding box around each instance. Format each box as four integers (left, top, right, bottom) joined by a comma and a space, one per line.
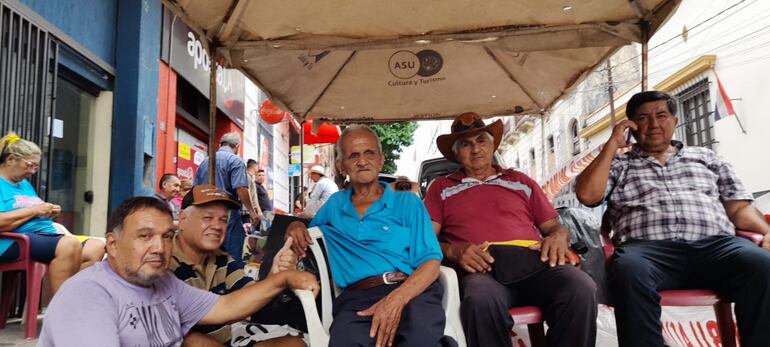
300, 120, 305, 210
641, 21, 650, 92
208, 46, 218, 185
607, 60, 617, 127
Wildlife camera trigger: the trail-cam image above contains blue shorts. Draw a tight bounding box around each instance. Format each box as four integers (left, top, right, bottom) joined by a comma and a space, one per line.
0, 232, 65, 263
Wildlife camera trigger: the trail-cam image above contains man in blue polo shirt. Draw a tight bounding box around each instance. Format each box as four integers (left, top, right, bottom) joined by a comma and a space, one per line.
195, 132, 261, 261
286, 125, 451, 347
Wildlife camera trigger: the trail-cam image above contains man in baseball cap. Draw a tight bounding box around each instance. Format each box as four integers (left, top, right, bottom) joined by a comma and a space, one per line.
172, 185, 309, 346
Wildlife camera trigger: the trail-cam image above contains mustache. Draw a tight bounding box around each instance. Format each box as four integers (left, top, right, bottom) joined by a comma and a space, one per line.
143, 255, 167, 263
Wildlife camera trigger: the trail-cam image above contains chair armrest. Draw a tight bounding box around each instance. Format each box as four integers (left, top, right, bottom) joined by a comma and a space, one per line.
736, 230, 764, 245
438, 266, 467, 347
292, 289, 329, 347
0, 232, 31, 258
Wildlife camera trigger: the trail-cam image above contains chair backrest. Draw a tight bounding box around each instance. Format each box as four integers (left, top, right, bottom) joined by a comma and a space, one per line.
306, 226, 340, 331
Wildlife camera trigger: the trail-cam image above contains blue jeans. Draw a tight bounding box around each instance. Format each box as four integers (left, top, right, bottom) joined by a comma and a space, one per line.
611, 235, 770, 347
221, 208, 246, 261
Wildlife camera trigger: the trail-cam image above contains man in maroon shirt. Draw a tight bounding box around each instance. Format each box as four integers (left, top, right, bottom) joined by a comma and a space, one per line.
424, 112, 597, 347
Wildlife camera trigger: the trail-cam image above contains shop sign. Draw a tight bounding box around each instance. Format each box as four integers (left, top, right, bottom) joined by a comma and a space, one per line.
164, 11, 246, 128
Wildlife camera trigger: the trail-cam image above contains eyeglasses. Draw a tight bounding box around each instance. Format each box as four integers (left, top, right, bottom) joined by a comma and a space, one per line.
634, 113, 672, 124
19, 159, 39, 170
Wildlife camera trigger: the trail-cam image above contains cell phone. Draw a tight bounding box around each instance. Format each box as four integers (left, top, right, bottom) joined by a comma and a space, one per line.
626, 129, 632, 144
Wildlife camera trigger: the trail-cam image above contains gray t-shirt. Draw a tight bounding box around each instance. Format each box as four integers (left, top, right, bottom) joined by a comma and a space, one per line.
38, 261, 219, 347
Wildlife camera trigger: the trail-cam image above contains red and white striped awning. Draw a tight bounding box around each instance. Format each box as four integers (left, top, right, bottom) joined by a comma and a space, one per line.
541, 146, 602, 200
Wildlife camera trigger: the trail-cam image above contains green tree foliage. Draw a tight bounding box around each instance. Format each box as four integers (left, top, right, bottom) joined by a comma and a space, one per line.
369, 122, 418, 174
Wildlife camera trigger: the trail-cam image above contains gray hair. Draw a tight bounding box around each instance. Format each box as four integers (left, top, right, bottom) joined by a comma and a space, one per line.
334, 124, 383, 160
0, 133, 41, 164
181, 204, 230, 222
220, 132, 241, 148
451, 131, 494, 155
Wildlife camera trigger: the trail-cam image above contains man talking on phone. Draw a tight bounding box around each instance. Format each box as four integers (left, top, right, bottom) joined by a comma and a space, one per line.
575, 90, 770, 347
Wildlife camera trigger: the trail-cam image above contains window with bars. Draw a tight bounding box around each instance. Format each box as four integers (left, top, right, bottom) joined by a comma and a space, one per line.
676, 80, 716, 149
570, 119, 580, 156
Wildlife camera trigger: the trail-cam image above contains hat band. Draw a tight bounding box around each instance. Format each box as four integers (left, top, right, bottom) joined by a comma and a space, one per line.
453, 119, 486, 133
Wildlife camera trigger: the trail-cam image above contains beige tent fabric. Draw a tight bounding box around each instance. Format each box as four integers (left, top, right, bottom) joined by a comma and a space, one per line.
164, 0, 679, 122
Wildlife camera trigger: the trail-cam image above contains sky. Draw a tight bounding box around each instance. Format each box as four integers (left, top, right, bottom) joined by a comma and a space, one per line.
394, 120, 453, 181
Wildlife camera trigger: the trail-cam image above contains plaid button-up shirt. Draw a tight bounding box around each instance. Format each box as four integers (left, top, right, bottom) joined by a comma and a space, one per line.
605, 141, 752, 243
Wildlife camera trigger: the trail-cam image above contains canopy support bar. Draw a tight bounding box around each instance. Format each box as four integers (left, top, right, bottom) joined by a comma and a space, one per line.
208, 45, 218, 185
641, 21, 650, 91
302, 51, 357, 120
483, 47, 545, 112
217, 0, 248, 45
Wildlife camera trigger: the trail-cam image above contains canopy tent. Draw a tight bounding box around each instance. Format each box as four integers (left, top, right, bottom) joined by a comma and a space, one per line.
161, 0, 680, 187
163, 0, 679, 124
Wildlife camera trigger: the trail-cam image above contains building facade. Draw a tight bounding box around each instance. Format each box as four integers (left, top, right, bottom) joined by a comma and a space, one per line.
0, 0, 160, 236
498, 0, 770, 209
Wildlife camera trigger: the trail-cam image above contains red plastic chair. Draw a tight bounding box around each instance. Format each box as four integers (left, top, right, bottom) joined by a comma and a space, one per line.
0, 232, 48, 339
509, 306, 546, 347
602, 228, 764, 347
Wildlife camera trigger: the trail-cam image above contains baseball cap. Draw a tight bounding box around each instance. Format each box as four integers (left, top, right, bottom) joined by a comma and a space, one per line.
181, 184, 240, 209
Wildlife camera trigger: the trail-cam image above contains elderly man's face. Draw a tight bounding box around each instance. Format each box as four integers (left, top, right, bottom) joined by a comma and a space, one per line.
454, 132, 494, 172
338, 131, 384, 185
632, 100, 678, 152
178, 203, 229, 253
161, 176, 181, 198
309, 172, 321, 182
107, 207, 175, 287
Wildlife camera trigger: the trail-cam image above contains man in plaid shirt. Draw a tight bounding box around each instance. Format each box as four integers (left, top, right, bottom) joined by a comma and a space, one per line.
576, 91, 770, 347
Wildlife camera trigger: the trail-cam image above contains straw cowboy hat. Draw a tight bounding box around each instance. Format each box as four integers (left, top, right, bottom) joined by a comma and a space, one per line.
309, 165, 326, 176
436, 112, 503, 163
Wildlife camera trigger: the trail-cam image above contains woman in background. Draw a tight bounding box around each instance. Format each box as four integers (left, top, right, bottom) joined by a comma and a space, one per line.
0, 133, 104, 294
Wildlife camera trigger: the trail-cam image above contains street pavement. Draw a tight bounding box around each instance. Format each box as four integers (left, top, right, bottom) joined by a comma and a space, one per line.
0, 317, 40, 347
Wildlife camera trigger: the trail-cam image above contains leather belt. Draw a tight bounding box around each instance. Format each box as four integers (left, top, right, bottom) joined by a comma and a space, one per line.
347, 271, 408, 290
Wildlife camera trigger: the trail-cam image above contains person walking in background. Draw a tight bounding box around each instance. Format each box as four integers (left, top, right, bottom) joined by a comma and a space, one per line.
194, 133, 261, 261
299, 165, 337, 218
0, 133, 105, 294
153, 173, 181, 224
172, 178, 193, 210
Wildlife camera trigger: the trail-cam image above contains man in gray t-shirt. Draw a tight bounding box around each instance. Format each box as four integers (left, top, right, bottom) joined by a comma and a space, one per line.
39, 194, 317, 347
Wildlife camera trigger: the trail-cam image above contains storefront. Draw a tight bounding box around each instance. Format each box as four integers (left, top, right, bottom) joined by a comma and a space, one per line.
157, 6, 247, 185
0, 0, 115, 235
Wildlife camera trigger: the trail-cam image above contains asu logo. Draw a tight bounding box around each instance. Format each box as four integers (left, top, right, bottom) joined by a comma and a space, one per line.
388, 50, 443, 79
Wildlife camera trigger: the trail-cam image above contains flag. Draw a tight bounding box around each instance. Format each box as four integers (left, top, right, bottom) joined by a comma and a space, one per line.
713, 69, 736, 120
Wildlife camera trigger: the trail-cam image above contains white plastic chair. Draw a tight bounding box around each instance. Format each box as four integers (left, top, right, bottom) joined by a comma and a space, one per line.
292, 226, 467, 347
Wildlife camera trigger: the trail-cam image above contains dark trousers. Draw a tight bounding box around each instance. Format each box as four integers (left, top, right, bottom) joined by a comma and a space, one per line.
221, 208, 245, 261
329, 281, 454, 347
611, 235, 770, 347
460, 266, 597, 347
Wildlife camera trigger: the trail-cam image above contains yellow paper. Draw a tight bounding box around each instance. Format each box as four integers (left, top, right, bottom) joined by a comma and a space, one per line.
178, 143, 191, 160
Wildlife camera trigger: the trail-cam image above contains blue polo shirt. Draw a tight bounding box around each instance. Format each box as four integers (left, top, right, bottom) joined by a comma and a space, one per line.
194, 147, 249, 203
309, 182, 442, 288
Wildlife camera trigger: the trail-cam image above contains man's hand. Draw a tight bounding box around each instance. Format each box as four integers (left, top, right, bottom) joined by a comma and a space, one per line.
249, 209, 262, 225
284, 270, 319, 297
271, 237, 298, 274
762, 233, 770, 252
448, 243, 494, 273
285, 221, 313, 258
529, 229, 576, 267
607, 120, 637, 151
357, 292, 408, 347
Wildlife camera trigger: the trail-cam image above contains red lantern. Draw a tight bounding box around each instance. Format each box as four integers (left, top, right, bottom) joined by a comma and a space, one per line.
259, 99, 287, 124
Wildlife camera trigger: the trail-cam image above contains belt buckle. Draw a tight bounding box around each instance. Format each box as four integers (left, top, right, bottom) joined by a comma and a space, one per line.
382, 271, 396, 285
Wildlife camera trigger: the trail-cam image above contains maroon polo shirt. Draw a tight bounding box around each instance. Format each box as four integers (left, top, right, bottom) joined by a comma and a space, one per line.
424, 166, 558, 245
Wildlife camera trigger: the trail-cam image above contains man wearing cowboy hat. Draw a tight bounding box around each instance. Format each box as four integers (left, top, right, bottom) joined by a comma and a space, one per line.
423, 112, 597, 347
301, 165, 338, 218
